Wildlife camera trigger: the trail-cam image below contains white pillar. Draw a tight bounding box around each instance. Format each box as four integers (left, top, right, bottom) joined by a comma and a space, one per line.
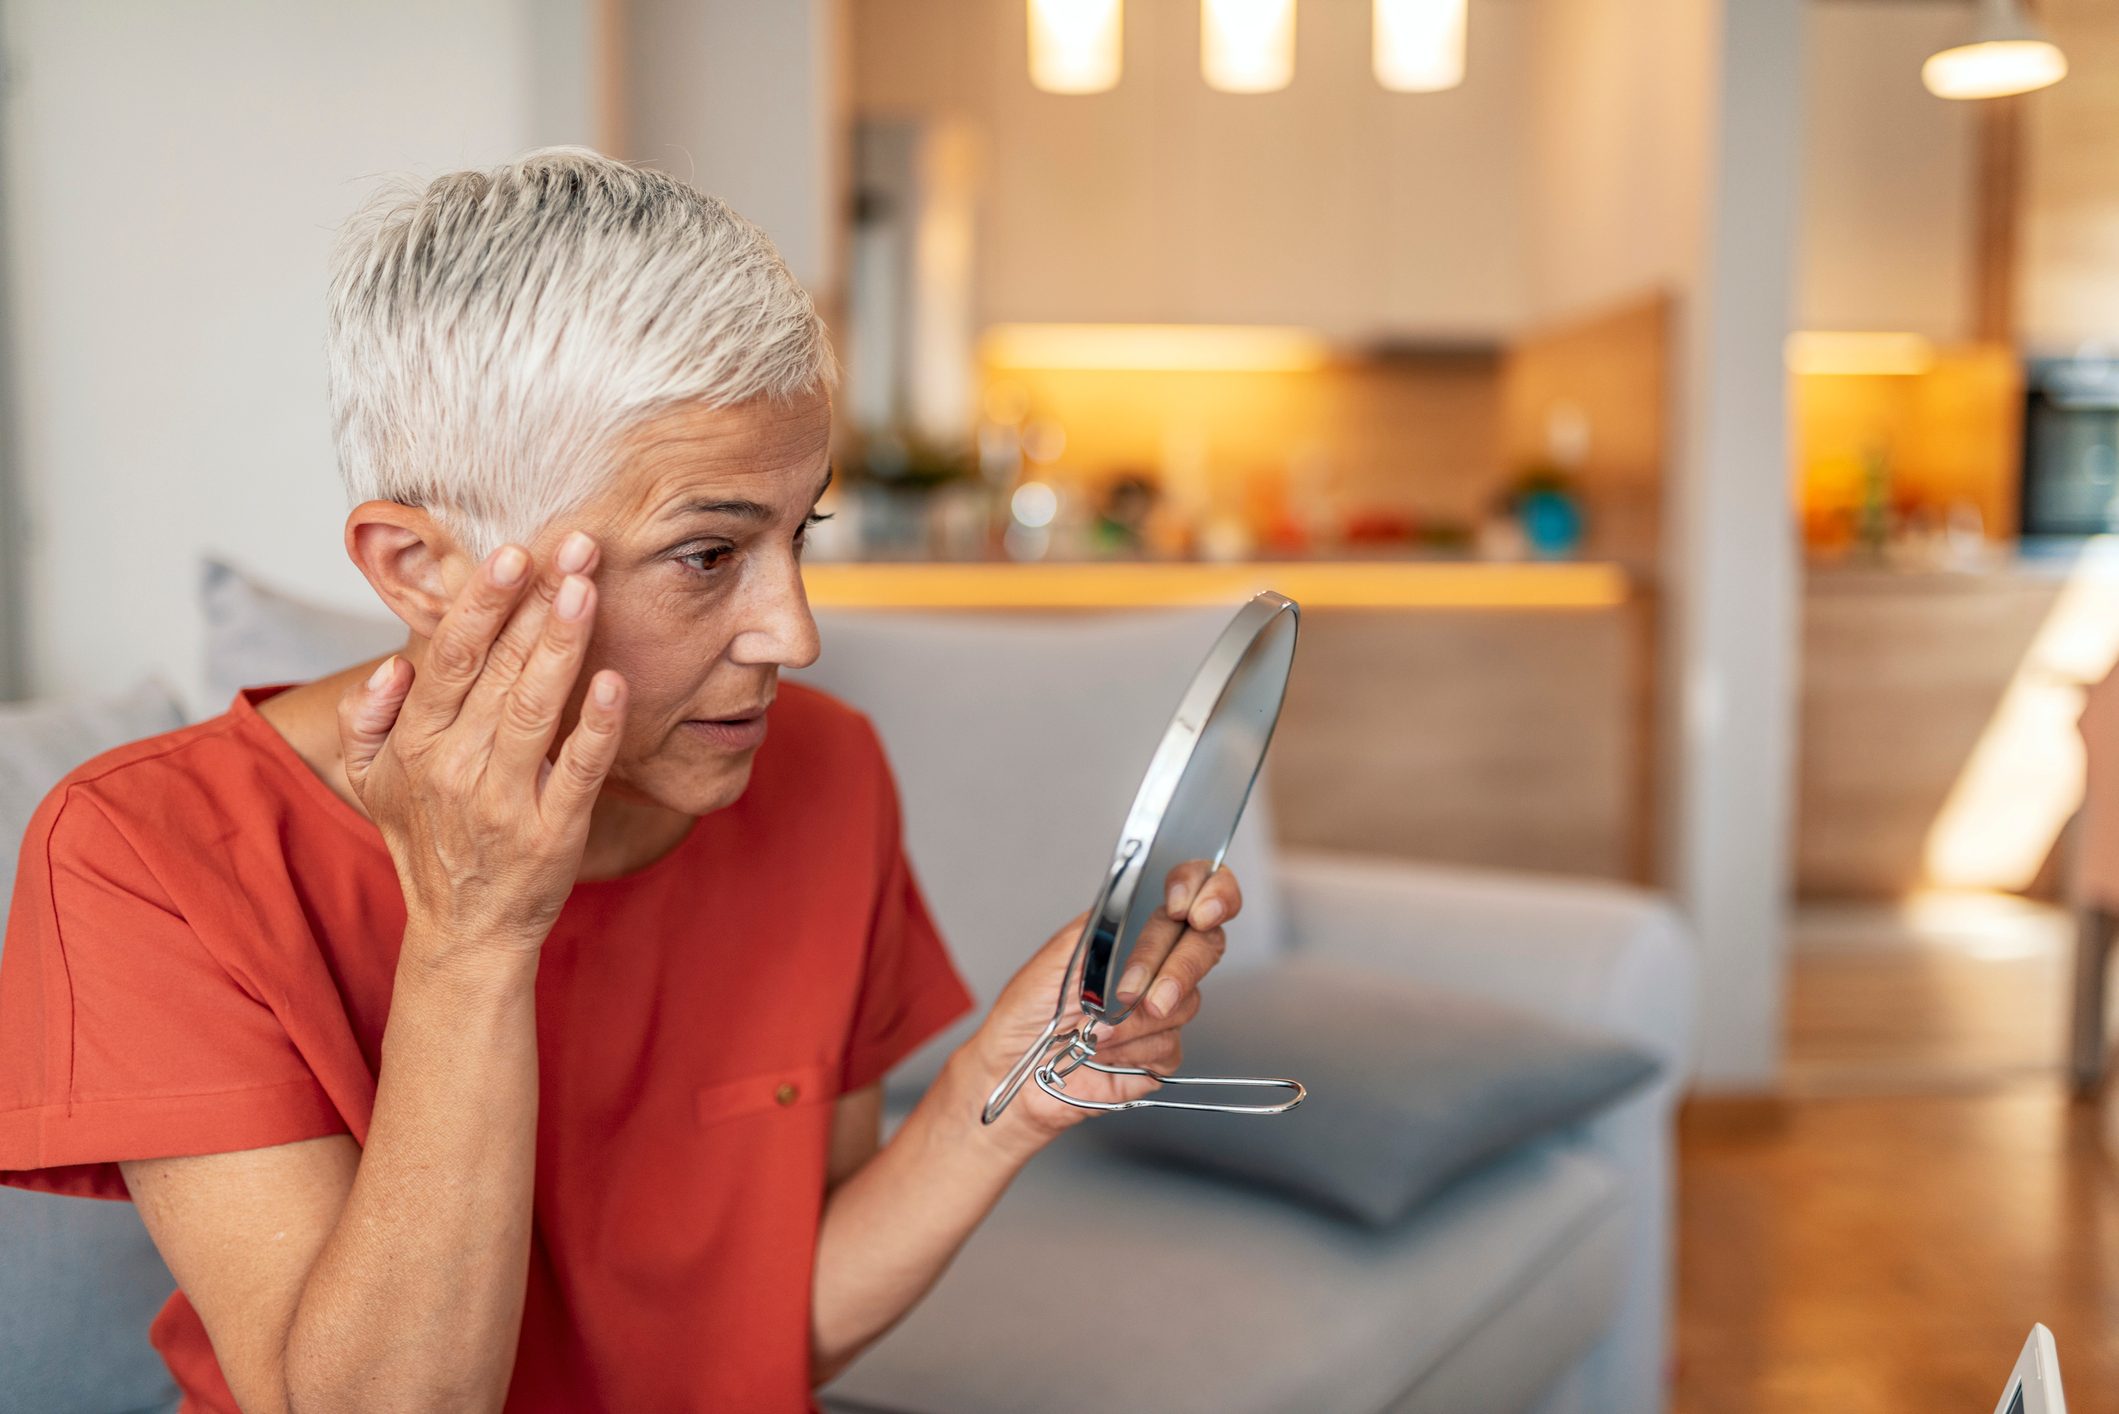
1665, 0, 1806, 1090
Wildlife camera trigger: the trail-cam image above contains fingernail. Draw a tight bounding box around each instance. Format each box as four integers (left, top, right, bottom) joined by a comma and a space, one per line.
1193, 898, 1224, 929
594, 675, 619, 707
1166, 883, 1188, 916
492, 547, 527, 585
557, 531, 594, 574
556, 575, 589, 620
1116, 965, 1149, 999
366, 656, 396, 691
1147, 978, 1181, 1018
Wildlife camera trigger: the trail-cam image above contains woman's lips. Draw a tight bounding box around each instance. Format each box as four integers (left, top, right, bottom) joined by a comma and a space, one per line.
682, 713, 769, 751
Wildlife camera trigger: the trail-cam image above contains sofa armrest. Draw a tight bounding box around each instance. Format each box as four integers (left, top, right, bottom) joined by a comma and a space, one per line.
1276, 848, 1694, 1413
1274, 848, 1695, 1076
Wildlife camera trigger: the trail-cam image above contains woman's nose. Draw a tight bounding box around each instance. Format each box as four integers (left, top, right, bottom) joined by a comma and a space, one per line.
730, 558, 821, 669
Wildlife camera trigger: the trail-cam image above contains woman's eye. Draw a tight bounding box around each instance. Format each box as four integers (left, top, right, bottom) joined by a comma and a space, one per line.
795, 511, 833, 553
677, 546, 734, 575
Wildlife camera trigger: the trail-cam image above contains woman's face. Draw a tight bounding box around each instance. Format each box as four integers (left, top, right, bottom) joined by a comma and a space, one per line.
533, 389, 834, 817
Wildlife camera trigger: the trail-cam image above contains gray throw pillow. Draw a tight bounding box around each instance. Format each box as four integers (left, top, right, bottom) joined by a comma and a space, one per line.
1092, 957, 1660, 1227
201, 556, 402, 709
0, 677, 187, 1414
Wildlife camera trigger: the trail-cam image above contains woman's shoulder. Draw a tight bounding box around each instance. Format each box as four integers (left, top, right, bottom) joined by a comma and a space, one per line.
27, 694, 303, 873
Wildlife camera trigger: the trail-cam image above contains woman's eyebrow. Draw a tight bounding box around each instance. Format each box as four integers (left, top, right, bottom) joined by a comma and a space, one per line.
669, 496, 774, 522
662, 470, 832, 524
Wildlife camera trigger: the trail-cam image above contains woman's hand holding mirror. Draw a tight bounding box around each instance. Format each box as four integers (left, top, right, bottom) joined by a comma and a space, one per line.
965, 859, 1241, 1141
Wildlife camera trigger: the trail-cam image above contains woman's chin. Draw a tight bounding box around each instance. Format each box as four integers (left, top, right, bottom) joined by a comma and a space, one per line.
605, 755, 754, 819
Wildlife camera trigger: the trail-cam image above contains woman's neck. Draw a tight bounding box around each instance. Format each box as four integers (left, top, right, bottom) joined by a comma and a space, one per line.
257, 657, 695, 883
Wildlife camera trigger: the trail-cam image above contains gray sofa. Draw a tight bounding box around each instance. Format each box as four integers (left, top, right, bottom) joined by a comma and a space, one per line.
0, 572, 1694, 1412
796, 608, 1693, 1414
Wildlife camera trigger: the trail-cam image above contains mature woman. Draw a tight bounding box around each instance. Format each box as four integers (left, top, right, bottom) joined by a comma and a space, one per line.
0, 149, 1240, 1412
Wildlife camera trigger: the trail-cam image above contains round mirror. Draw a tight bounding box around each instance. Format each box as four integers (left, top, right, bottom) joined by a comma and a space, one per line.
1076, 591, 1299, 1022
980, 589, 1307, 1124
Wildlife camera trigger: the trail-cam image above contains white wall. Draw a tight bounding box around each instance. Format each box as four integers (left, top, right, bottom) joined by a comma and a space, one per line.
851, 0, 1535, 341
1525, 0, 1710, 322
1799, 0, 1976, 338
1, 0, 590, 713
626, 0, 845, 303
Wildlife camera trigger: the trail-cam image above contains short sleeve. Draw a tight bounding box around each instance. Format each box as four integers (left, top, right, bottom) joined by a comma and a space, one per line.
0, 789, 344, 1198
837, 732, 975, 1096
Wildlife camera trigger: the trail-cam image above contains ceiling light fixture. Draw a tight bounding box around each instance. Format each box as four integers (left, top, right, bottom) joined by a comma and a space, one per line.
1029, 0, 1124, 95
1202, 0, 1297, 95
1922, 0, 2067, 100
1373, 0, 1466, 93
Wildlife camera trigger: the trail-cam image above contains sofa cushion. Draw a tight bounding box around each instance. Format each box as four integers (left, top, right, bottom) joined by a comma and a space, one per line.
201, 556, 403, 709
794, 607, 1291, 1095
1090, 956, 1661, 1226
0, 678, 186, 1414
822, 1127, 1626, 1414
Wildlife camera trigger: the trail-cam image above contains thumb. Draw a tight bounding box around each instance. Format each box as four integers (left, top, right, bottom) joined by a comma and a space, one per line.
339, 655, 410, 792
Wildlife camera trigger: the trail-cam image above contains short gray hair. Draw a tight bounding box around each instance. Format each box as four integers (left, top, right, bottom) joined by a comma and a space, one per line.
327, 147, 835, 559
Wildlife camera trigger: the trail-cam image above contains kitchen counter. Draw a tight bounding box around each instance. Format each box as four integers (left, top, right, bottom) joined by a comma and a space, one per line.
801, 559, 1632, 609
803, 557, 1653, 883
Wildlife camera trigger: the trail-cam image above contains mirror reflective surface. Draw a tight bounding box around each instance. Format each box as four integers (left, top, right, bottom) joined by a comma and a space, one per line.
1078, 598, 1299, 1022
982, 590, 1308, 1122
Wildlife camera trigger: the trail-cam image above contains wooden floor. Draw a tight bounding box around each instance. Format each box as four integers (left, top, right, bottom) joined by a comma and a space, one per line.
1673, 896, 2119, 1412
1782, 892, 2080, 1096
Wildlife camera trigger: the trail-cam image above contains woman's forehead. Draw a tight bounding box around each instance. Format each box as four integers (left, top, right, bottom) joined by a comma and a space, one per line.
600, 392, 831, 527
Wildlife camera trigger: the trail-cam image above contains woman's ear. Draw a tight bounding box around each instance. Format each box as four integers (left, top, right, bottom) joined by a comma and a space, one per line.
344, 501, 467, 637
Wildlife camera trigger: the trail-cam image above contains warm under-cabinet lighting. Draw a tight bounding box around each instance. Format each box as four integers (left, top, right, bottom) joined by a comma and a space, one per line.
1373, 0, 1466, 93
1922, 0, 2067, 100
1029, 0, 1124, 95
981, 323, 1331, 372
1202, 0, 1297, 94
1785, 331, 1937, 378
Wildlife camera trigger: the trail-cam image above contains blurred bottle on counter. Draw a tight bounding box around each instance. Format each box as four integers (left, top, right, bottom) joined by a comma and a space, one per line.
1856, 442, 1891, 559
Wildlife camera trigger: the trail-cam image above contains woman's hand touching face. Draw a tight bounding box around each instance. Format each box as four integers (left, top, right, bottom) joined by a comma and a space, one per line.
336, 531, 629, 962
966, 859, 1243, 1140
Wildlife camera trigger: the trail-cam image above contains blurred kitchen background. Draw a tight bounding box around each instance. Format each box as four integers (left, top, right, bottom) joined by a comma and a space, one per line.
5, 2, 2119, 1404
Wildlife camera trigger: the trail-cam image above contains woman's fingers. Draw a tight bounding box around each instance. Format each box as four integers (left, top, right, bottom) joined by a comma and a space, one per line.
1099, 1028, 1183, 1077
339, 655, 412, 794
1106, 983, 1201, 1042
1183, 864, 1242, 933
489, 567, 599, 783
1113, 908, 1183, 1005
392, 544, 533, 745
456, 532, 599, 745
1112, 859, 1210, 999
1160, 858, 1214, 920
1113, 859, 1242, 1003
540, 669, 628, 831
1139, 925, 1226, 1020
1164, 859, 1242, 932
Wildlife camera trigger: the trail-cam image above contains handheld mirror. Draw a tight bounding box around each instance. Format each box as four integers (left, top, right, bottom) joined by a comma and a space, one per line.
982, 590, 1308, 1123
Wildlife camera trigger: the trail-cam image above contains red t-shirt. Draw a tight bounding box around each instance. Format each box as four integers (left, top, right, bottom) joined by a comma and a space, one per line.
0, 680, 973, 1412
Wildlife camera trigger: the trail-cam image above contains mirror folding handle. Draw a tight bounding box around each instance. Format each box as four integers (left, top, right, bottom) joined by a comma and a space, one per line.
1029, 1030, 1305, 1119
986, 1015, 1308, 1123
